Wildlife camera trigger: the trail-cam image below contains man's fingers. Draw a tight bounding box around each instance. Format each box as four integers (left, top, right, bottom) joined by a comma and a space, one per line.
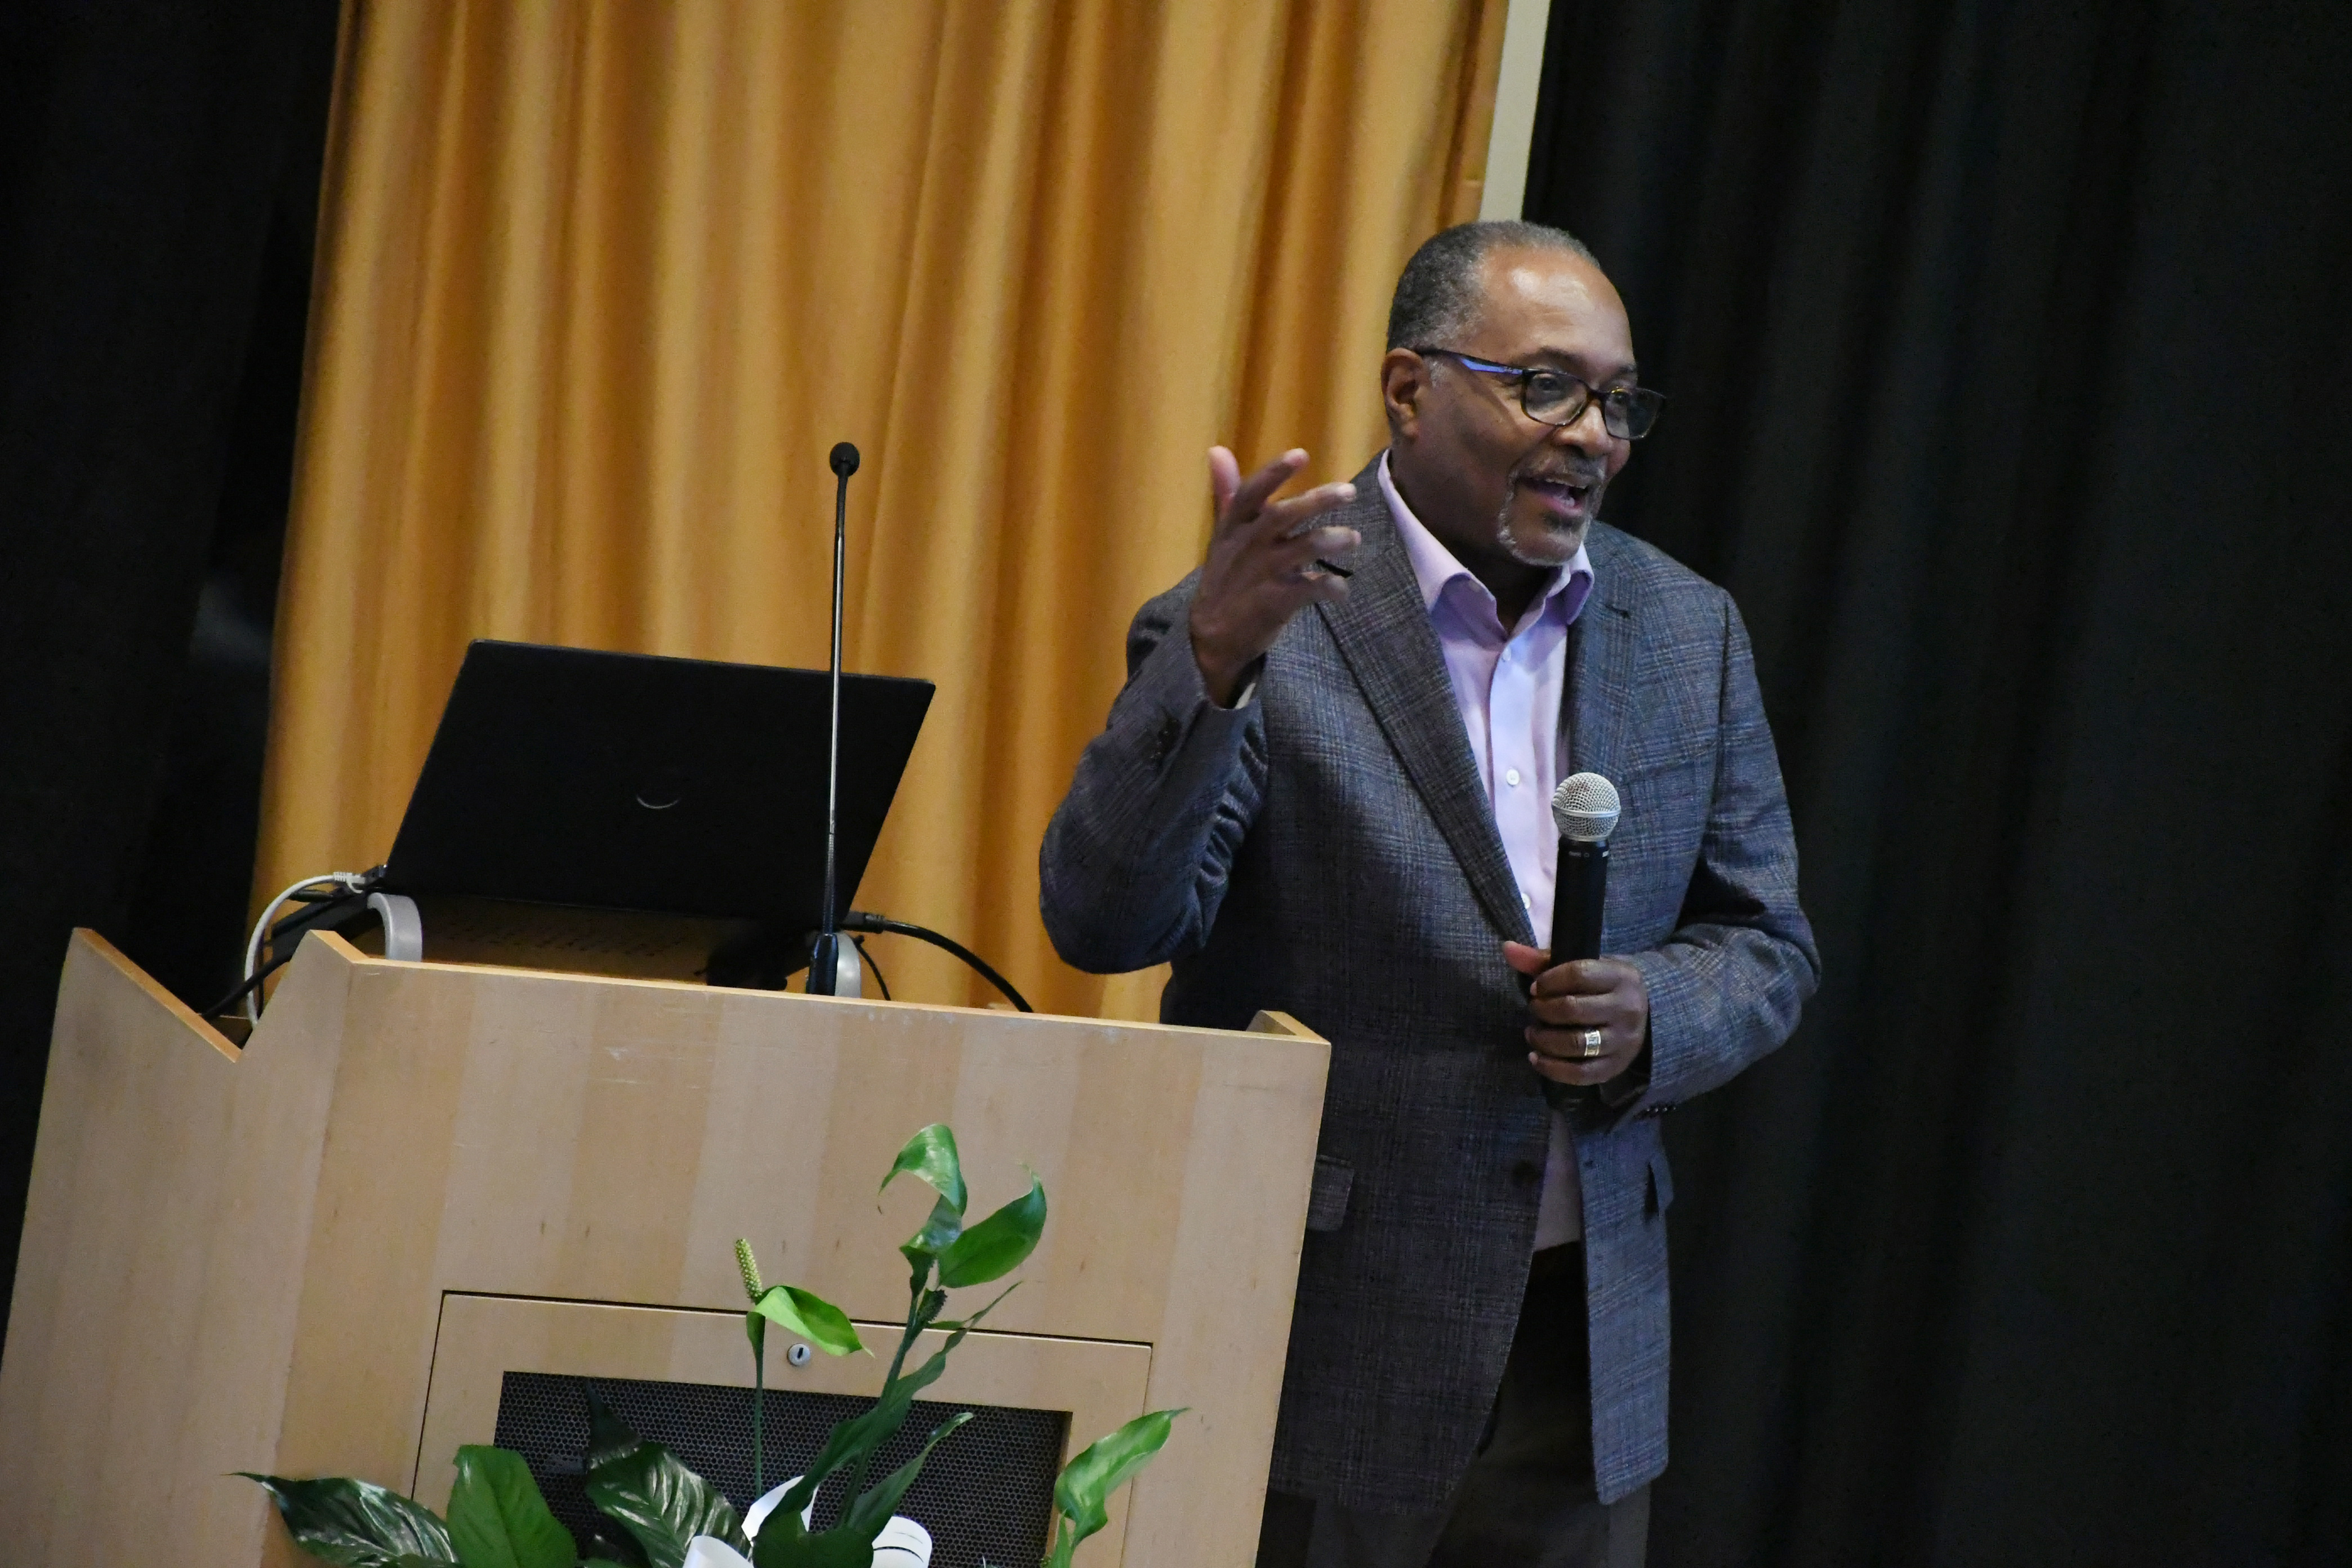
1225, 448, 1311, 523
1529, 956, 1628, 998
1529, 991, 1620, 1029
1208, 446, 1243, 521
1514, 952, 1646, 1086
1504, 946, 1627, 997
1268, 525, 1361, 573
1527, 1045, 1633, 1086
1260, 482, 1360, 538
1527, 1018, 1634, 1079
1249, 562, 1353, 612
1208, 448, 1356, 552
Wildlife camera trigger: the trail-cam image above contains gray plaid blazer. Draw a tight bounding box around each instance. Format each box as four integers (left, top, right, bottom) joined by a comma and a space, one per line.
1040, 456, 1818, 1512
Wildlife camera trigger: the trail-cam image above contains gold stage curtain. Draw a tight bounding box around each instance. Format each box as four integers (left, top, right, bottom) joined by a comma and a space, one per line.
261, 0, 1505, 1018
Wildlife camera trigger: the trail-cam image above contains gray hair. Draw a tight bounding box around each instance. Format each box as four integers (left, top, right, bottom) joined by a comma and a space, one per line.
1385, 220, 1597, 351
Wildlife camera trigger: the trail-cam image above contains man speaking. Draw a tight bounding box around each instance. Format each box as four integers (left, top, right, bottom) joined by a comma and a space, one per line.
1040, 221, 1819, 1567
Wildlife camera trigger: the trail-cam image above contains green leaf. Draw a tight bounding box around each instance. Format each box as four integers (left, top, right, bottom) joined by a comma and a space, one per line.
840, 1409, 973, 1539
585, 1436, 749, 1568
935, 1173, 1046, 1288
579, 1529, 650, 1568
748, 1511, 872, 1568
1051, 1409, 1187, 1552
751, 1284, 866, 1357
772, 1344, 943, 1525
879, 1124, 966, 1214
446, 1446, 575, 1568
898, 1192, 964, 1267
239, 1473, 457, 1567
758, 1409, 970, 1568
769, 1275, 1016, 1528
577, 1394, 656, 1566
587, 1388, 648, 1473
932, 1278, 1020, 1334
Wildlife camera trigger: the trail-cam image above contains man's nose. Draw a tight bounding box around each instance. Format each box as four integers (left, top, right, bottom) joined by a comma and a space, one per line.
1553, 399, 1613, 456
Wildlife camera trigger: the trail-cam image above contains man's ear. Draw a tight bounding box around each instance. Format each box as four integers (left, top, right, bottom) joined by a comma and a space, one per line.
1380, 348, 1428, 441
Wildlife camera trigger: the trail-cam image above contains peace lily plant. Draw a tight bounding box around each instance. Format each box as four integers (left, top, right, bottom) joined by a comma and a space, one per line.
247, 1125, 1182, 1568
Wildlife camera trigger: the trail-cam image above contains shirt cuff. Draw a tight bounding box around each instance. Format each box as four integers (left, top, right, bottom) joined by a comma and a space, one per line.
1204, 654, 1263, 712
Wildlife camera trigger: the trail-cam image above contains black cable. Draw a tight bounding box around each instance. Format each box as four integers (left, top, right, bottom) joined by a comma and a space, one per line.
854, 936, 891, 1001
841, 912, 1032, 1012
270, 888, 367, 945
202, 889, 369, 1017
202, 937, 304, 1018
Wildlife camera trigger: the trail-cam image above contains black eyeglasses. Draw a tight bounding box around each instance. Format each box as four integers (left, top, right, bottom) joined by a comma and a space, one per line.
1411, 347, 1665, 440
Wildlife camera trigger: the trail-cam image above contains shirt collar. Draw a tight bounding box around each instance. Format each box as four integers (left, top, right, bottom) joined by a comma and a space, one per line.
1378, 451, 1593, 632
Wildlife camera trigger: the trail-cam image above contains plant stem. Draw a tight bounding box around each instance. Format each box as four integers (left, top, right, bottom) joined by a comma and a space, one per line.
752, 1333, 766, 1498
844, 1271, 930, 1508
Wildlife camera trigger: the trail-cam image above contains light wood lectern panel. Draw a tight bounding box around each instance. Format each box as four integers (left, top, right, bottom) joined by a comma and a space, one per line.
0, 930, 1329, 1568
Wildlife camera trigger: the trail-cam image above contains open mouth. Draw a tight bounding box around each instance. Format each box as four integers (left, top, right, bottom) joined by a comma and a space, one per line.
1520, 474, 1597, 519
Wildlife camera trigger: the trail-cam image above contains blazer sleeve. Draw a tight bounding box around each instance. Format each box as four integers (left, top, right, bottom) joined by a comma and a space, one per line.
1039, 574, 1269, 974
1615, 593, 1821, 1117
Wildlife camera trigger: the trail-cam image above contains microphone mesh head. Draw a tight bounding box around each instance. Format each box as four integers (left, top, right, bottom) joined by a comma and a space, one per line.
1551, 772, 1621, 842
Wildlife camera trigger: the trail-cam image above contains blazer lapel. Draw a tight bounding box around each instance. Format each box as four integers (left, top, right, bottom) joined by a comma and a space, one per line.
1315, 464, 1535, 945
1564, 524, 1637, 795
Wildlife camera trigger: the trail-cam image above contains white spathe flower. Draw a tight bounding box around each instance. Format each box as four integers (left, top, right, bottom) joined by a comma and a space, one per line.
681, 1478, 930, 1568
742, 1478, 811, 1540
681, 1538, 754, 1568
870, 1516, 932, 1567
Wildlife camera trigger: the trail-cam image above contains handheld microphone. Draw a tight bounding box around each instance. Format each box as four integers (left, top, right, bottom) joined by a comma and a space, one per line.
1548, 772, 1619, 962
1543, 772, 1621, 1107
806, 442, 861, 996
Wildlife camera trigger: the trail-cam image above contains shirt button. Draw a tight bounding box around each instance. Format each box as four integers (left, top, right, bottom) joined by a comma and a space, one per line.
1504, 767, 1522, 787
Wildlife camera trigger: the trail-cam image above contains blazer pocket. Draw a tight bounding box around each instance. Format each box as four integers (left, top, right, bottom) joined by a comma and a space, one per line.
1305, 1155, 1354, 1233
1647, 1147, 1676, 1217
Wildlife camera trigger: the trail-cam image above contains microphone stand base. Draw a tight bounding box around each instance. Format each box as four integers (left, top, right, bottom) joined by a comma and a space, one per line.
803, 930, 862, 997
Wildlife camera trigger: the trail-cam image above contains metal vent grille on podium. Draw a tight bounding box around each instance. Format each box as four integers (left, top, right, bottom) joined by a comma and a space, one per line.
493, 1371, 1070, 1568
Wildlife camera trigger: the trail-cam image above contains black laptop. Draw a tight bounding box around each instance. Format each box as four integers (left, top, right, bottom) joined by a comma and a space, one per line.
382, 640, 932, 929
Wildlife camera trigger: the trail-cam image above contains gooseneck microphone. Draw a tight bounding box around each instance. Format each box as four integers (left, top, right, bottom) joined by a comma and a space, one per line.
806, 442, 861, 996
1543, 771, 1622, 1108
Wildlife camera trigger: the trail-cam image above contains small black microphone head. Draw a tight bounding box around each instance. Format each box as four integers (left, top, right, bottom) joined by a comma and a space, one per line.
829, 442, 861, 477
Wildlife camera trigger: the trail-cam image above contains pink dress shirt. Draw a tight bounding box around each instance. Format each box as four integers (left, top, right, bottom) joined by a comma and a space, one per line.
1378, 453, 1594, 1248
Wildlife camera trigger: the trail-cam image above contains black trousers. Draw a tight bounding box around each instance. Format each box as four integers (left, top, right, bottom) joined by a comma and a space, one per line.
1257, 1243, 1651, 1568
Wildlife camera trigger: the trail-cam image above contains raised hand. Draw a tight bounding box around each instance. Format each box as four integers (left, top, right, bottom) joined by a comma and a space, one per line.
1187, 447, 1361, 705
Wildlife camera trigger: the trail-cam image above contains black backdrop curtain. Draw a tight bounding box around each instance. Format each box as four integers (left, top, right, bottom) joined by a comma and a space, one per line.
0, 4, 337, 1334
1522, 0, 2352, 1561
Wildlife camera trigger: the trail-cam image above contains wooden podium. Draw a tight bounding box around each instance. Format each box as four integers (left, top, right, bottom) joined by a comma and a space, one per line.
0, 930, 1329, 1568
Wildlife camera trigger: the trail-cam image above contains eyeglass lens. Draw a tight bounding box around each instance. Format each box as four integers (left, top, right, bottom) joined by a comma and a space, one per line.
1521, 372, 1661, 439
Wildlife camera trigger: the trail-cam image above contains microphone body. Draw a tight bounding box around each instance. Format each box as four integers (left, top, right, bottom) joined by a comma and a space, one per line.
806, 443, 861, 996
1549, 837, 1609, 965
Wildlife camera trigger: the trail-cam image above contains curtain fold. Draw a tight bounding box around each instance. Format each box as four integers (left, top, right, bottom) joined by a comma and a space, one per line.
263, 0, 1505, 1015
